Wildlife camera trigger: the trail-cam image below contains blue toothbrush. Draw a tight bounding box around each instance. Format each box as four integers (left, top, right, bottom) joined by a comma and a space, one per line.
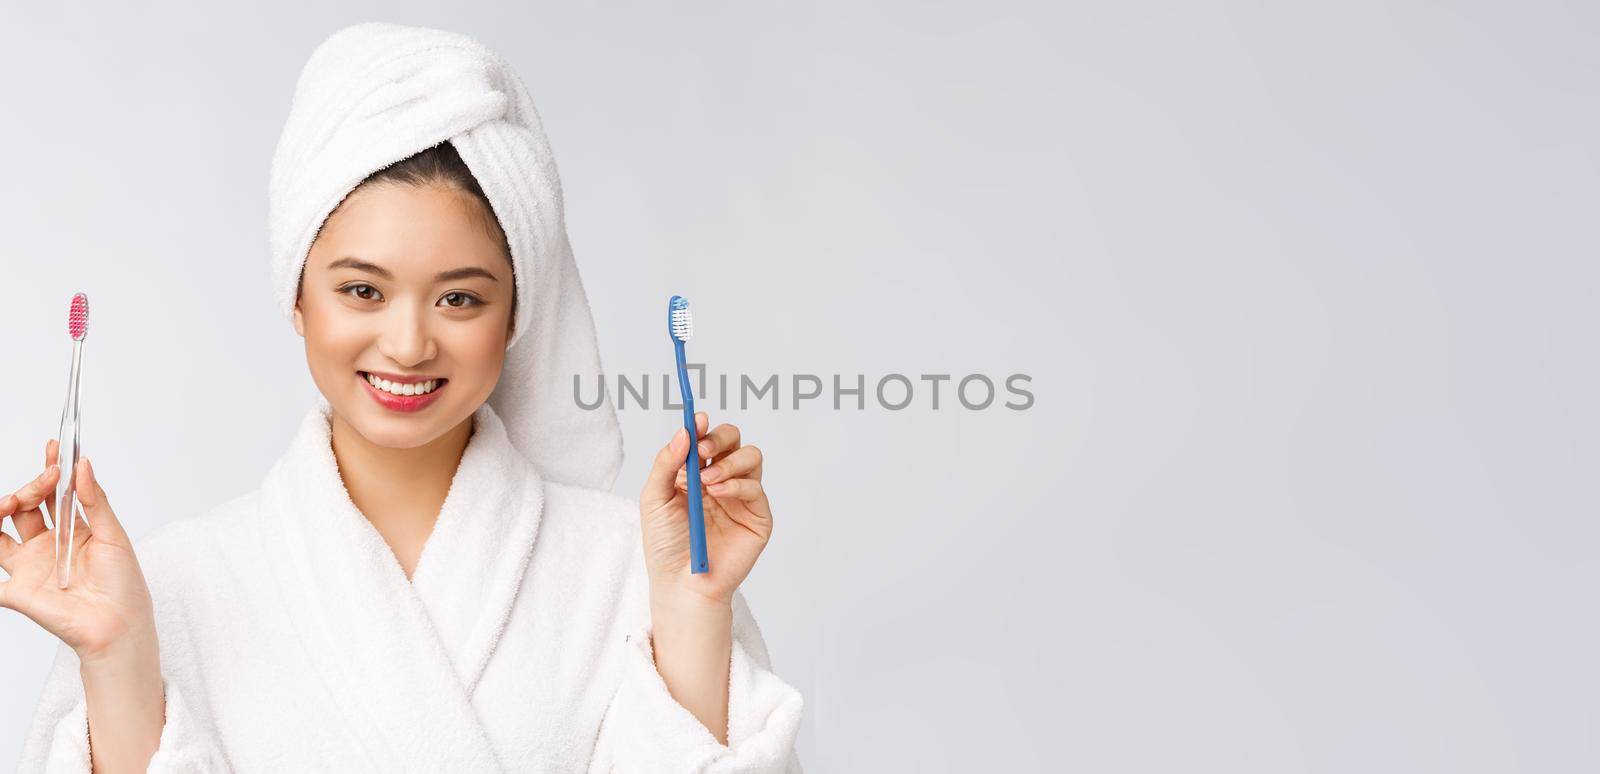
668, 295, 709, 574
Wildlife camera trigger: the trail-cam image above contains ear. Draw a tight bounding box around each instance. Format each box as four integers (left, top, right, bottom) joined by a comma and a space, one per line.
292, 302, 305, 338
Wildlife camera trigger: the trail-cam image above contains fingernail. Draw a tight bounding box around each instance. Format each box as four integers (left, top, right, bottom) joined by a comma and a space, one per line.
708, 482, 729, 494
698, 442, 711, 457
701, 466, 722, 483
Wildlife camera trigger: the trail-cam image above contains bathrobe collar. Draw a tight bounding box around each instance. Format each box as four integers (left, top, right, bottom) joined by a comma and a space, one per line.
256, 400, 543, 772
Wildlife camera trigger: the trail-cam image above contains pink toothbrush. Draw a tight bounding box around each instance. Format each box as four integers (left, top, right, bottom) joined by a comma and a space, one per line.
51, 293, 88, 588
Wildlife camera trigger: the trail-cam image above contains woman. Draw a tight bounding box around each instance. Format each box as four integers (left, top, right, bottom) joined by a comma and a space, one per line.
1, 22, 802, 773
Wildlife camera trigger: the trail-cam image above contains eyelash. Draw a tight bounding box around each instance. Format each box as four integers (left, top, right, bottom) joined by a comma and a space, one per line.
338, 283, 484, 309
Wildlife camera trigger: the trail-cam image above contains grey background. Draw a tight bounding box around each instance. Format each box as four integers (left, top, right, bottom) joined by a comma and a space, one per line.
2, 1, 1596, 771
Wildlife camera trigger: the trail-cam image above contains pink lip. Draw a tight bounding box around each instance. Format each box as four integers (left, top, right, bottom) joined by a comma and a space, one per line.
359, 371, 447, 413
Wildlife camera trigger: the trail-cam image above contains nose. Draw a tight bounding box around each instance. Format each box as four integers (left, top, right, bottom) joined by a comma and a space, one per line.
377, 301, 438, 367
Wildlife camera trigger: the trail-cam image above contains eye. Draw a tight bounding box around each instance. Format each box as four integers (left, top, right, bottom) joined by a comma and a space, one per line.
440, 292, 483, 309
340, 283, 383, 302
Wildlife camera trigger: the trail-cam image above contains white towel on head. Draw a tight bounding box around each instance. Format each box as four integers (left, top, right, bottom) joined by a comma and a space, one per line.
268, 21, 623, 492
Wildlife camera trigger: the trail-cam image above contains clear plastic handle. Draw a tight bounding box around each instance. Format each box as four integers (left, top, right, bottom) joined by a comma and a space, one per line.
54, 341, 83, 589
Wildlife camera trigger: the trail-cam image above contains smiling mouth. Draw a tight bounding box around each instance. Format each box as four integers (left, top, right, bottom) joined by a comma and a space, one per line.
358, 371, 448, 397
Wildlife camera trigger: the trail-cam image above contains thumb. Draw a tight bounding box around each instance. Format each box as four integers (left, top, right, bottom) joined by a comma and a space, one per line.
75, 457, 130, 546
641, 426, 690, 513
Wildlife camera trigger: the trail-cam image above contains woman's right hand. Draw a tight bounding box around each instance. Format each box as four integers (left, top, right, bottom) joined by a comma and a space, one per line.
0, 439, 157, 664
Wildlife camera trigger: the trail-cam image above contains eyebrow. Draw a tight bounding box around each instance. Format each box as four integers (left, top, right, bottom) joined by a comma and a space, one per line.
327, 256, 500, 283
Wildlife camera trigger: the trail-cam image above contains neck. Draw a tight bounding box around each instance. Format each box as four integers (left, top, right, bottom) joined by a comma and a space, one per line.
327, 409, 475, 579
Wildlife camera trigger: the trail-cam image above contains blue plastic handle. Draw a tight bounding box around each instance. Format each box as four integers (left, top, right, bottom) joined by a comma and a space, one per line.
674, 338, 710, 574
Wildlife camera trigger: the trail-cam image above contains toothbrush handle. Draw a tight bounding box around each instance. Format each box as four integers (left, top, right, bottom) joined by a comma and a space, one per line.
55, 340, 83, 589
675, 343, 709, 574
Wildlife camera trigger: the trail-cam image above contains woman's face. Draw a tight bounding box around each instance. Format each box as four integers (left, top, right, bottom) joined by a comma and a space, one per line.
294, 181, 514, 449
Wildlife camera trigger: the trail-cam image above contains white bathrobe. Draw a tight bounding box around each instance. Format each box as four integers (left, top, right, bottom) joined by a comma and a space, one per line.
16, 400, 805, 772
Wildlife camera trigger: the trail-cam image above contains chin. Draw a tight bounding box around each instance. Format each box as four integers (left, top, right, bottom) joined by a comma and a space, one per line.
338, 390, 468, 451
351, 416, 445, 450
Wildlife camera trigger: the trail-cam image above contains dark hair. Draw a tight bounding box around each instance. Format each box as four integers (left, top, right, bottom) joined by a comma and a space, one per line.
360, 141, 507, 252
310, 140, 517, 330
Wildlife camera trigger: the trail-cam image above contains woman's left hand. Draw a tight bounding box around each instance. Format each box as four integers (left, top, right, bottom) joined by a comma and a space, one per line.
639, 411, 773, 608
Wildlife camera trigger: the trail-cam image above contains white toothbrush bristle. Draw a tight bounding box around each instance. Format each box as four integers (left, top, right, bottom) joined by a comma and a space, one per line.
671, 306, 694, 341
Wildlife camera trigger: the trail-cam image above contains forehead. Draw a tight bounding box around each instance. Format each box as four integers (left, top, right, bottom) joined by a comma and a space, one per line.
310, 182, 509, 277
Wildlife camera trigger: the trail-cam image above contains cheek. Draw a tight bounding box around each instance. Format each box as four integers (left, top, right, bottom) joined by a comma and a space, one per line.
445, 318, 509, 379
302, 304, 371, 369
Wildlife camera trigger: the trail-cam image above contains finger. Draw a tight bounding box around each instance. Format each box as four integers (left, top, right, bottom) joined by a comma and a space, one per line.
690, 412, 710, 468
0, 576, 30, 619
11, 464, 61, 513
69, 501, 93, 550
674, 469, 705, 490
700, 479, 773, 537
676, 433, 754, 485
706, 478, 773, 517
0, 529, 19, 571
679, 470, 772, 523
75, 457, 129, 545
697, 423, 741, 465
0, 578, 27, 617
641, 427, 690, 513
699, 445, 763, 485
4, 491, 46, 544
38, 439, 58, 527
13, 505, 47, 543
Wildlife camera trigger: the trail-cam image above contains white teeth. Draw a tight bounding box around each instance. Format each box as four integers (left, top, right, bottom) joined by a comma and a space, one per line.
364, 373, 439, 396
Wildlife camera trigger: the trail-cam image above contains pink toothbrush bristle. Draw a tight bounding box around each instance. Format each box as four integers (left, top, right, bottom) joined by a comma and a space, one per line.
68, 293, 89, 340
